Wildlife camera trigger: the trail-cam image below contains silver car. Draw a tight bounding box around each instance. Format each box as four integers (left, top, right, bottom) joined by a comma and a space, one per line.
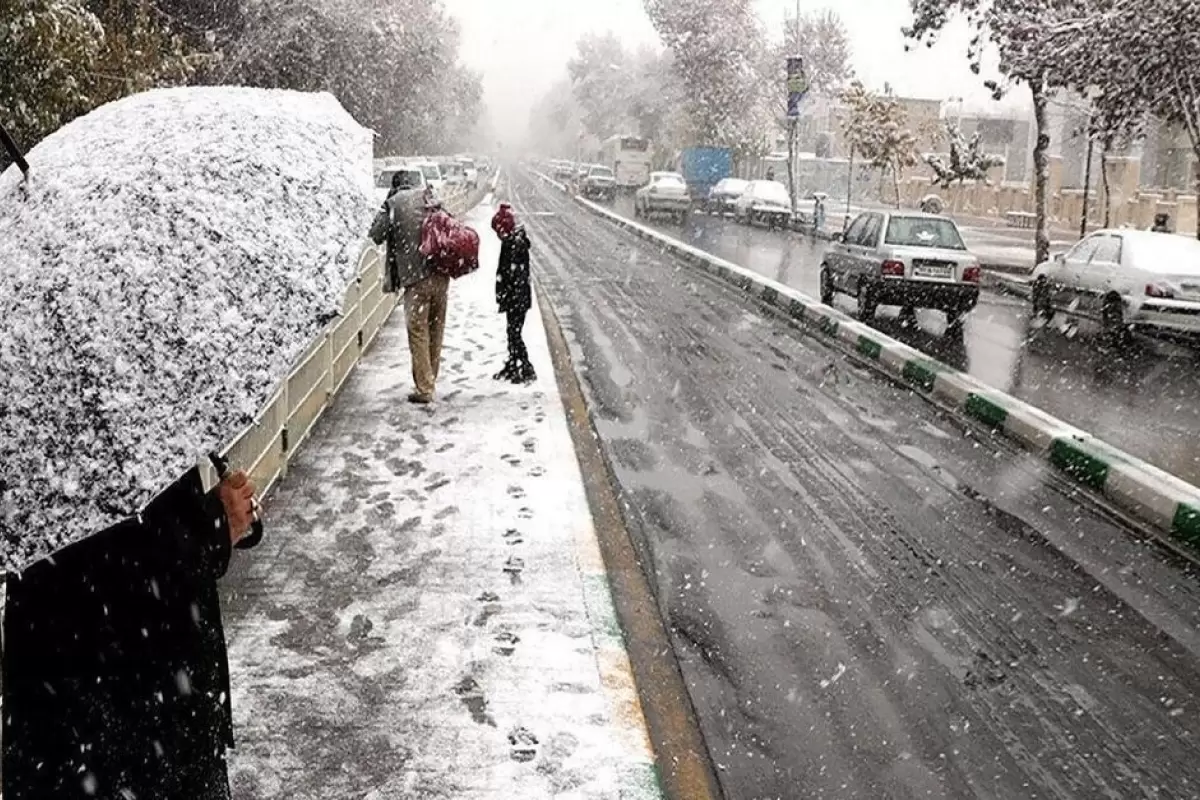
820, 211, 981, 325
634, 172, 690, 220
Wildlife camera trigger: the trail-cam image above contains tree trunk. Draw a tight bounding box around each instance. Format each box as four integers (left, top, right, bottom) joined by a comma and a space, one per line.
892, 162, 901, 209
1030, 80, 1051, 267
1100, 142, 1111, 228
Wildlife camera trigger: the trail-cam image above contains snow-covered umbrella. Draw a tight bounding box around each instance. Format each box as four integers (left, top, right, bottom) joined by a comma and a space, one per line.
0, 87, 375, 571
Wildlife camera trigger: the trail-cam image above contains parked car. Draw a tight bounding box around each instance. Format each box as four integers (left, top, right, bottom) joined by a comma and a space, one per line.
456, 155, 479, 187
581, 165, 617, 201
552, 160, 576, 181
374, 163, 426, 205
439, 160, 467, 186
1031, 229, 1200, 346
820, 211, 981, 325
634, 172, 690, 220
705, 177, 749, 215
415, 161, 445, 196
733, 180, 793, 228
576, 163, 591, 183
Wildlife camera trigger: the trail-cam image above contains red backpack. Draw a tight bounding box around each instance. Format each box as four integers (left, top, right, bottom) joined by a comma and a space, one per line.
420, 210, 480, 279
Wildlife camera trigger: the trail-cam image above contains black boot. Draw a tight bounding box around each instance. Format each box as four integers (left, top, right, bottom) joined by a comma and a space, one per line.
515, 361, 537, 384
493, 360, 516, 381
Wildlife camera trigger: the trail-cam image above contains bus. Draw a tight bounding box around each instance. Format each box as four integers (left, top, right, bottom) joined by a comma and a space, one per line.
598, 135, 652, 190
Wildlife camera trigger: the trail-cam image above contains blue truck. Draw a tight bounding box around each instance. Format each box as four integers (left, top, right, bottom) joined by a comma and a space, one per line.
678, 147, 732, 206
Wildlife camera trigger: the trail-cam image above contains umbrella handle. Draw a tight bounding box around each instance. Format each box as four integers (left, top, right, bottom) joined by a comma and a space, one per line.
207, 452, 264, 549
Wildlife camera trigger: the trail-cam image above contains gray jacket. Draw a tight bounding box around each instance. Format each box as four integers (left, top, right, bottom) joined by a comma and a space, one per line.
383, 188, 433, 291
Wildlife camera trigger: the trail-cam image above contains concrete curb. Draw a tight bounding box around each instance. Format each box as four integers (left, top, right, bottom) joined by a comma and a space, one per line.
532, 172, 1200, 552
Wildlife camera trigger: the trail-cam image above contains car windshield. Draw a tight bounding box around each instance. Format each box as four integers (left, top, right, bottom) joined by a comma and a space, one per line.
420, 165, 440, 180
589, 167, 614, 178
375, 171, 397, 189
753, 182, 789, 205
717, 179, 748, 194
884, 216, 967, 250
653, 174, 684, 185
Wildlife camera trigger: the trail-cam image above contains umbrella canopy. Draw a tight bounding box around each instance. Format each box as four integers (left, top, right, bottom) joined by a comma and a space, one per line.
0, 87, 375, 571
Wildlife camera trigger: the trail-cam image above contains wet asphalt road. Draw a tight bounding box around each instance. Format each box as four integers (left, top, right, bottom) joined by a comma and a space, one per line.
603, 194, 1200, 489
508, 169, 1200, 800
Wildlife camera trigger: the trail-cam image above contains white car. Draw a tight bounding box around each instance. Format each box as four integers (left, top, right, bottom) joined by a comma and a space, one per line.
705, 178, 749, 215
456, 156, 479, 187
374, 164, 426, 206
733, 180, 793, 228
634, 172, 690, 220
439, 161, 467, 186
415, 161, 444, 196
581, 165, 617, 200
1031, 229, 1200, 345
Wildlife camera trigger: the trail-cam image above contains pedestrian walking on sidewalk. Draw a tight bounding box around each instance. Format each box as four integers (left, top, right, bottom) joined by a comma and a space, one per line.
491, 203, 536, 384
369, 173, 449, 404
369, 169, 426, 294
3, 469, 259, 800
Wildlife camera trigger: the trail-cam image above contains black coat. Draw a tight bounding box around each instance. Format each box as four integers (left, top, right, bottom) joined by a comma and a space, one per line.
3, 467, 235, 800
496, 228, 532, 314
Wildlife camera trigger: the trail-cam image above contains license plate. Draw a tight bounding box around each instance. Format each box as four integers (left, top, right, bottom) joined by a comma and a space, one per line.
913, 264, 952, 279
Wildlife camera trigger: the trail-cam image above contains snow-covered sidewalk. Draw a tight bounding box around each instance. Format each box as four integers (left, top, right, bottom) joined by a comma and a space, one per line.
220, 199, 662, 799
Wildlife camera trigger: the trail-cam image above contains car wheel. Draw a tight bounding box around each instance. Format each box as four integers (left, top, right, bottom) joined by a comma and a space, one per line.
857, 281, 878, 320
1101, 295, 1129, 349
819, 266, 835, 305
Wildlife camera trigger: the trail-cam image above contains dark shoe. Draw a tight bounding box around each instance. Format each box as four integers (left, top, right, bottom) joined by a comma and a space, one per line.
493, 362, 516, 381
408, 391, 433, 404
515, 363, 537, 384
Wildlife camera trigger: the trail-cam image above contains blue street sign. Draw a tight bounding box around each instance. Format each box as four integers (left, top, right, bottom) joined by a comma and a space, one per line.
787, 57, 809, 118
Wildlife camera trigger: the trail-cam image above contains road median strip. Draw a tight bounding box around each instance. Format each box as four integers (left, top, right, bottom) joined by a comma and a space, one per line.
548, 181, 1200, 554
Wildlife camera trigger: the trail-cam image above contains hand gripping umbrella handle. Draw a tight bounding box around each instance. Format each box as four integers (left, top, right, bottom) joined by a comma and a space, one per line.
207, 452, 264, 549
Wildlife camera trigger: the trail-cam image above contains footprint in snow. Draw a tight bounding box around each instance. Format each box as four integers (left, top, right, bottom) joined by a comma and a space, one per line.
508, 727, 539, 762
503, 528, 524, 545
517, 507, 534, 520
522, 438, 537, 454
493, 630, 520, 656
527, 466, 546, 478
507, 485, 526, 500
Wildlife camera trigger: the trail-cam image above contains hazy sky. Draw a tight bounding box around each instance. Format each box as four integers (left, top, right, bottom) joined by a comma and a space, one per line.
443, 0, 1016, 144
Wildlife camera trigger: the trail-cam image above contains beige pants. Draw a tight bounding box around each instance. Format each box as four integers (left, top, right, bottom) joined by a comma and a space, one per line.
404, 273, 451, 399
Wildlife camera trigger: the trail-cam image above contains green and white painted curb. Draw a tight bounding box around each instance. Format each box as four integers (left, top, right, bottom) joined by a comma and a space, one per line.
574, 519, 666, 799
553, 183, 1200, 552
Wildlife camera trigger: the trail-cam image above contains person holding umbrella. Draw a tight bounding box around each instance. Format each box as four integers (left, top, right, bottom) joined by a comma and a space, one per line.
0, 88, 379, 799
490, 202, 536, 384
3, 469, 259, 799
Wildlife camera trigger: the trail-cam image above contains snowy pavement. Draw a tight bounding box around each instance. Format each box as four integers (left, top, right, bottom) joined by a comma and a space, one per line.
219, 199, 661, 799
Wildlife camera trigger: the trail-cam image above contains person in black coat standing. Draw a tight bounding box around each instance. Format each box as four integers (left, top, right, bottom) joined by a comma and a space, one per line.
2, 467, 257, 800
491, 202, 536, 384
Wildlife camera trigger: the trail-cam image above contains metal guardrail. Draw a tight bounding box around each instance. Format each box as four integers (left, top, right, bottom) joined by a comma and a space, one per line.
205, 181, 482, 500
